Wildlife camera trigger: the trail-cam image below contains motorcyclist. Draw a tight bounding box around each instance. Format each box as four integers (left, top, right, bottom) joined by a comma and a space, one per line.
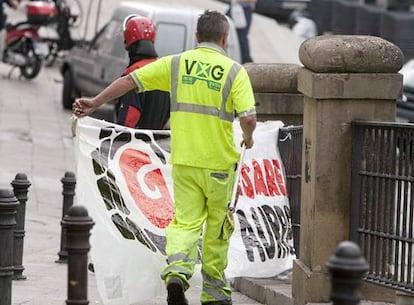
53, 0, 74, 51
116, 14, 170, 129
86, 15, 171, 274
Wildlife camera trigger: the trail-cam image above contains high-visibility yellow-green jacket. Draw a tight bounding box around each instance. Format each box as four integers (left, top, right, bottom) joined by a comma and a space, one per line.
130, 42, 256, 170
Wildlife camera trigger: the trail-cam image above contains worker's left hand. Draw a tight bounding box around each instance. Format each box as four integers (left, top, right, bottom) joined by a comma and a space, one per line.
241, 136, 254, 149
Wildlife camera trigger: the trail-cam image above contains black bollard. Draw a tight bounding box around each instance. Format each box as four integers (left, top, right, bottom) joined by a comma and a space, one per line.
56, 171, 76, 264
62, 205, 94, 305
326, 240, 369, 305
11, 173, 31, 280
0, 189, 19, 305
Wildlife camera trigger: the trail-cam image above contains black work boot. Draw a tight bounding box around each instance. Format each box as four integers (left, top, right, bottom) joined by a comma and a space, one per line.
167, 277, 188, 305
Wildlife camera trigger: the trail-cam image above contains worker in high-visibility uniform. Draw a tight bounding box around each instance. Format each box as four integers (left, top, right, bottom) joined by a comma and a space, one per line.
72, 10, 257, 305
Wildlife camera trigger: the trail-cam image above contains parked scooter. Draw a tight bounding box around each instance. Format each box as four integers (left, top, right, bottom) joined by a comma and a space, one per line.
2, 1, 56, 79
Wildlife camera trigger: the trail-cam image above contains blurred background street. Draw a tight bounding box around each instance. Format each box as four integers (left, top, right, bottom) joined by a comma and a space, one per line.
0, 0, 302, 304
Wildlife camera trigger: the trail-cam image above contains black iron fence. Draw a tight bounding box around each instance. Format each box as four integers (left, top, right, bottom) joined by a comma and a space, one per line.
278, 125, 303, 257
277, 121, 414, 293
351, 121, 414, 293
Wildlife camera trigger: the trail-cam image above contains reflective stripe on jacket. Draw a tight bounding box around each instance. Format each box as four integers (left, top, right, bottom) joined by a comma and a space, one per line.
130, 42, 256, 170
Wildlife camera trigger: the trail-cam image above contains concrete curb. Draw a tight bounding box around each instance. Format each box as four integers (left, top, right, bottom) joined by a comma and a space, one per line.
234, 276, 398, 305
234, 277, 294, 305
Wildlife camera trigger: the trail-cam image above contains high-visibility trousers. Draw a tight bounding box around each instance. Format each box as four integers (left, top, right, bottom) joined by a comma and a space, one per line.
161, 164, 235, 303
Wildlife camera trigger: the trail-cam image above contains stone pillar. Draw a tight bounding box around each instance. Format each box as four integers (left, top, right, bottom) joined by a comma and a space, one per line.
292, 35, 404, 305
245, 63, 304, 126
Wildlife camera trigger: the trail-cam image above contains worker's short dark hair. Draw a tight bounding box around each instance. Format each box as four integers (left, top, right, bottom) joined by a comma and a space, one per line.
197, 10, 229, 43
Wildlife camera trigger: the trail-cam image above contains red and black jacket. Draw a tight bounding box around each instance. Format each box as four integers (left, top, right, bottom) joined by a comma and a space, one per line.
116, 58, 170, 129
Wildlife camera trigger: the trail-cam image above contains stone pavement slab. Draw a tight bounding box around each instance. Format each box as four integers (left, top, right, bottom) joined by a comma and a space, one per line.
0, 1, 303, 304
0, 60, 263, 305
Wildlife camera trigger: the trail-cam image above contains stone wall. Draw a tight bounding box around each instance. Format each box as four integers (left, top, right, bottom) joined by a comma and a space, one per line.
245, 63, 304, 126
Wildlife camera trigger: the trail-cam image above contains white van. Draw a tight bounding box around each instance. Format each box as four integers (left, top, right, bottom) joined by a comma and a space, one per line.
60, 1, 241, 114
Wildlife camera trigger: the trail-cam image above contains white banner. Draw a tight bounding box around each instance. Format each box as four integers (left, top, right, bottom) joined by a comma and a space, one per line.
74, 117, 295, 305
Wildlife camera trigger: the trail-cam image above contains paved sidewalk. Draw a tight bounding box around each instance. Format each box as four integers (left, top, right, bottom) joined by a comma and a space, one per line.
0, 1, 303, 304
0, 60, 265, 305
0, 3, 397, 305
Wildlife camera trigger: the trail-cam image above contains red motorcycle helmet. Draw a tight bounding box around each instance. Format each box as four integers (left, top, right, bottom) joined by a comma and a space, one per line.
123, 15, 156, 48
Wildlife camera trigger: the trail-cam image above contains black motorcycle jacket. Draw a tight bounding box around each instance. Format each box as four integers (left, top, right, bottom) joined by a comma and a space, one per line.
116, 41, 170, 130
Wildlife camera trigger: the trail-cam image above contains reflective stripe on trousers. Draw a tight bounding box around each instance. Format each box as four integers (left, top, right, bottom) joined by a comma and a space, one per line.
161, 165, 235, 303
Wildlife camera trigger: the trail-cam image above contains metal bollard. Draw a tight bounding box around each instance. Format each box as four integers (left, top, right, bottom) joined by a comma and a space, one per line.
0, 189, 19, 305
11, 173, 31, 280
326, 240, 369, 305
56, 171, 76, 264
62, 205, 94, 305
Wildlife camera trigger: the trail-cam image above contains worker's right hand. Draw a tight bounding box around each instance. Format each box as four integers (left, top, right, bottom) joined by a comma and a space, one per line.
72, 98, 97, 118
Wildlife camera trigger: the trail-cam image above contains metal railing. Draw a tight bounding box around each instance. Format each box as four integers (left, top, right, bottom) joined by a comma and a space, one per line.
278, 125, 303, 257
277, 121, 414, 292
351, 121, 414, 293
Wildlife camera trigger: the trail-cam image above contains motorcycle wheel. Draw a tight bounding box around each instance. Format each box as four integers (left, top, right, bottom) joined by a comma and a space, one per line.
19, 47, 42, 80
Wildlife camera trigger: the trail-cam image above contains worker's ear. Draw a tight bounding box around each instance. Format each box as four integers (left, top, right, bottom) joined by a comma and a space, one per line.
196, 32, 201, 43
221, 32, 229, 49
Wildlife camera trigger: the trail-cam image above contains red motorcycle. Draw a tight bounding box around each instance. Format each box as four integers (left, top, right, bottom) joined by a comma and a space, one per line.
3, 1, 57, 79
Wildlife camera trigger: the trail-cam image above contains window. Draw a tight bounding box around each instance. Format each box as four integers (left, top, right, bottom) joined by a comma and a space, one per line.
90, 21, 118, 53
110, 21, 127, 59
154, 22, 187, 56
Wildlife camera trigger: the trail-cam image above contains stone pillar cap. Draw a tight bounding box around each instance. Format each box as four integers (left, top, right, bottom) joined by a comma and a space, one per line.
299, 35, 404, 73
244, 63, 301, 93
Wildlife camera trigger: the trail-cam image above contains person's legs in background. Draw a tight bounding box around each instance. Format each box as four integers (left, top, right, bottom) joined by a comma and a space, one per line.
0, 29, 5, 62
236, 3, 253, 64
0, 3, 5, 62
56, 12, 74, 51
